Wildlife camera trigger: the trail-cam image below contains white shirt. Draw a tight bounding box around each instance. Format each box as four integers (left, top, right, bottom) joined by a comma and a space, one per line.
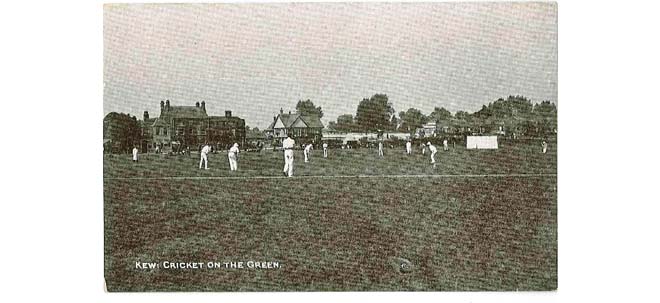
323, 143, 328, 149
283, 138, 295, 149
305, 144, 313, 152
201, 145, 211, 155
406, 142, 412, 148
428, 144, 437, 153
443, 140, 448, 146
229, 146, 239, 155
132, 148, 138, 156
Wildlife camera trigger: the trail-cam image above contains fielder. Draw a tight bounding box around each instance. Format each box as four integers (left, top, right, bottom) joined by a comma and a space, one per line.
132, 146, 139, 162
542, 141, 548, 154
304, 143, 313, 163
443, 138, 449, 151
323, 142, 328, 158
378, 141, 384, 157
427, 141, 437, 164
282, 134, 295, 177
421, 143, 426, 155
199, 143, 211, 170
228, 143, 239, 171
406, 140, 412, 155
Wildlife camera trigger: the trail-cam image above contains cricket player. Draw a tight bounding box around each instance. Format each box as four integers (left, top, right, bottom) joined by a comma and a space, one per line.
378, 141, 384, 157
443, 138, 449, 151
132, 146, 139, 162
406, 141, 412, 155
282, 134, 295, 177
323, 142, 328, 158
427, 142, 437, 164
304, 143, 313, 163
421, 143, 426, 155
542, 141, 548, 154
228, 143, 239, 171
199, 143, 211, 170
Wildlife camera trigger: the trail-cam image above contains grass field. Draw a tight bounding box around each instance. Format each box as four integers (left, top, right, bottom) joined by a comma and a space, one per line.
104, 141, 556, 291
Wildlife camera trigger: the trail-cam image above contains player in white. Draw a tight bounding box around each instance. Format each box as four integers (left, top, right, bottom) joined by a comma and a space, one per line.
228, 143, 239, 171
132, 146, 139, 162
443, 138, 449, 151
199, 143, 211, 170
378, 141, 384, 157
282, 134, 295, 177
421, 142, 426, 155
405, 140, 412, 155
542, 140, 548, 154
323, 142, 328, 158
427, 142, 437, 164
304, 143, 313, 163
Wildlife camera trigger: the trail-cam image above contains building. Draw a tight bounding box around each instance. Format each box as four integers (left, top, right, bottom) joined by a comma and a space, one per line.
266, 109, 324, 143
142, 100, 246, 152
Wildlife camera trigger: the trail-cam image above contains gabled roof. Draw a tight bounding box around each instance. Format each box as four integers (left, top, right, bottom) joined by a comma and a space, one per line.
267, 113, 324, 130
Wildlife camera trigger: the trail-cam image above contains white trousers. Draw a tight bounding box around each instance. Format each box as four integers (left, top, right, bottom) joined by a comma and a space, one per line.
378, 147, 383, 156
304, 150, 309, 162
283, 150, 294, 177
228, 153, 238, 171
323, 148, 327, 158
406, 146, 411, 154
431, 151, 437, 164
199, 153, 208, 169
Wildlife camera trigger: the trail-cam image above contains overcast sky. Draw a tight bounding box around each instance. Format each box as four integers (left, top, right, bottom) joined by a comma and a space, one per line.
104, 2, 557, 129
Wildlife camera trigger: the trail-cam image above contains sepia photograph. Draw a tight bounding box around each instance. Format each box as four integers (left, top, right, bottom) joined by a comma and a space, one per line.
103, 2, 557, 291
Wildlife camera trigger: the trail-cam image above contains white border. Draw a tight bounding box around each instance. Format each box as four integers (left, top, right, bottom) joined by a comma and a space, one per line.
2, 0, 660, 302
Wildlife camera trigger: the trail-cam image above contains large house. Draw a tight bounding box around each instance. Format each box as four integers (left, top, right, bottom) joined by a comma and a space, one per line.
266, 109, 324, 143
141, 100, 246, 152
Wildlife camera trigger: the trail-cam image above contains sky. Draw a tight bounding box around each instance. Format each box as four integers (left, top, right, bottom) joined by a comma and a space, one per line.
104, 2, 557, 129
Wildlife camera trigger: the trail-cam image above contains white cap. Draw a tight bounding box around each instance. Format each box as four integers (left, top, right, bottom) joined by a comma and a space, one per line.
427, 142, 431, 145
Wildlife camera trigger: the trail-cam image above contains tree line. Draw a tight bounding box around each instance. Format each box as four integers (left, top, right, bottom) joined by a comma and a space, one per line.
321, 94, 557, 137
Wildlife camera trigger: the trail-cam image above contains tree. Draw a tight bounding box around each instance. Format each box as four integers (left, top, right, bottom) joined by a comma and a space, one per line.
103, 112, 142, 153
355, 94, 395, 132
454, 110, 470, 121
335, 114, 355, 132
428, 107, 452, 123
295, 99, 323, 118
398, 108, 428, 133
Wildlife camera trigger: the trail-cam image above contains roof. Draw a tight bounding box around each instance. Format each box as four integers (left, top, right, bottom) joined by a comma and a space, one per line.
163, 106, 208, 119
268, 113, 324, 129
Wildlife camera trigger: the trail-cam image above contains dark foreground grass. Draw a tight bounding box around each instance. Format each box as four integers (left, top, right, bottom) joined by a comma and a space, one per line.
104, 176, 556, 291
104, 141, 556, 291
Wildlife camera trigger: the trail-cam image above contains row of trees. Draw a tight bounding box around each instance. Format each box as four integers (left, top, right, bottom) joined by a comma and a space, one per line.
321, 95, 557, 136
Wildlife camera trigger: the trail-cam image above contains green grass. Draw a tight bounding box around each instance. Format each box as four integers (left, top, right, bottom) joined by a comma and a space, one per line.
104, 142, 556, 291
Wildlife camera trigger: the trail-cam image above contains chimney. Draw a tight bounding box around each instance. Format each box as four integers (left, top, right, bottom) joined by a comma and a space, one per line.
160, 100, 164, 114
273, 116, 276, 122
280, 108, 283, 114
195, 102, 200, 108
166, 100, 170, 111
201, 101, 206, 112
225, 110, 232, 117
143, 111, 149, 121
